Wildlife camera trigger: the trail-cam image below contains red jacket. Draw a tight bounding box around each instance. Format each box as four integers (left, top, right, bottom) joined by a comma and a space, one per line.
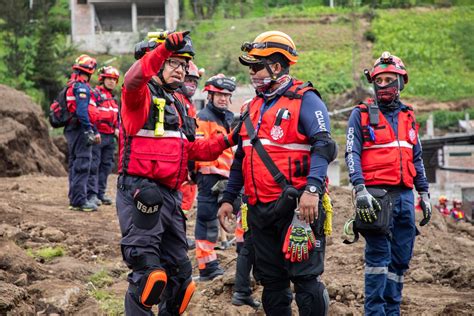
239, 80, 314, 204
358, 102, 419, 188
175, 92, 197, 118
94, 85, 118, 134
119, 44, 230, 190
66, 77, 98, 125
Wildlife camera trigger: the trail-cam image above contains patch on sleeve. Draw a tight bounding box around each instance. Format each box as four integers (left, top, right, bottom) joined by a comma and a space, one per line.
78, 93, 87, 99
196, 131, 205, 139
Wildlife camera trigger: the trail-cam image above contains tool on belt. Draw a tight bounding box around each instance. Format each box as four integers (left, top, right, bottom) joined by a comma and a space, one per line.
153, 97, 166, 136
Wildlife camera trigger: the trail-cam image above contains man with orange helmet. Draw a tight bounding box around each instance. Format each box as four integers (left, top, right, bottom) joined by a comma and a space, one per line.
87, 66, 120, 206
436, 195, 450, 216
345, 52, 431, 315
450, 199, 466, 221
117, 30, 239, 315
218, 31, 336, 315
193, 73, 236, 281
66, 54, 100, 212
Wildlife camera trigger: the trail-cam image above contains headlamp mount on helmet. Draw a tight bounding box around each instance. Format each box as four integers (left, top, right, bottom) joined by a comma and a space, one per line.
241, 41, 298, 57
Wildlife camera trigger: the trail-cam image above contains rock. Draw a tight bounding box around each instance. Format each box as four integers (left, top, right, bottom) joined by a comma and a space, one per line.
432, 244, 442, 252
410, 268, 434, 283
330, 301, 354, 315
0, 224, 24, 241
346, 293, 356, 301
13, 273, 28, 287
10, 184, 20, 191
41, 227, 65, 242
0, 281, 27, 310
326, 283, 339, 298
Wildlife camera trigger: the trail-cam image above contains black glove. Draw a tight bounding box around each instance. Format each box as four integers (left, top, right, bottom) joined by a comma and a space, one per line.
225, 119, 243, 148
419, 192, 432, 226
84, 130, 96, 146
355, 184, 381, 223
165, 31, 190, 52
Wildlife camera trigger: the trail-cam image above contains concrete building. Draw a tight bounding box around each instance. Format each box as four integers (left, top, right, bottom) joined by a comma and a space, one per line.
70, 0, 179, 54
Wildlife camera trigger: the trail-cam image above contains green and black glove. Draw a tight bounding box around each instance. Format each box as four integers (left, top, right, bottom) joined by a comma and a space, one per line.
355, 184, 381, 223
419, 192, 432, 226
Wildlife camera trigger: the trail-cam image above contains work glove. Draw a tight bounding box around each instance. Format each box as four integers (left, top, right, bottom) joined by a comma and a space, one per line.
84, 130, 96, 146
282, 213, 316, 263
355, 184, 381, 223
165, 31, 190, 52
419, 192, 432, 226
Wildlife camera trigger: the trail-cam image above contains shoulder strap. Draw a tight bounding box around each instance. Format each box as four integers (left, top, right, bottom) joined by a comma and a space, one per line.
283, 81, 322, 100
243, 114, 289, 189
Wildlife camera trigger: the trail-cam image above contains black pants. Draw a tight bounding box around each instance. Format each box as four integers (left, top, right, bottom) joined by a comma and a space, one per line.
234, 229, 257, 295
248, 201, 327, 316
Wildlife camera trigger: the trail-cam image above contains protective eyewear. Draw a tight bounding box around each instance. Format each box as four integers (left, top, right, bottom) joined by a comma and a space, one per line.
167, 59, 189, 72
249, 63, 266, 73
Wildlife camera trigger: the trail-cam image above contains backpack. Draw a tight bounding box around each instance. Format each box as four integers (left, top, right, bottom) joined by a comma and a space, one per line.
49, 86, 72, 128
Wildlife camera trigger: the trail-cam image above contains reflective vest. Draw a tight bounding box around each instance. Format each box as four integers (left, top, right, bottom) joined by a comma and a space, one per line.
358, 101, 419, 188
94, 85, 118, 134
195, 104, 234, 178
66, 80, 98, 125
118, 82, 191, 190
240, 80, 317, 205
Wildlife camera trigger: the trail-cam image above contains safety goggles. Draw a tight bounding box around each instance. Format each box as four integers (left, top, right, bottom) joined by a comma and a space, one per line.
167, 59, 189, 72
241, 41, 298, 57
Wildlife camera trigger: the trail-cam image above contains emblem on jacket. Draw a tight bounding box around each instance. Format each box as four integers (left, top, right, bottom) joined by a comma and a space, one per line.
270, 125, 284, 140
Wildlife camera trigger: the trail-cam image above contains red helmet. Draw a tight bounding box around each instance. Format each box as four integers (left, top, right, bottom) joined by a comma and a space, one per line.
72, 54, 97, 75
186, 61, 204, 79
370, 51, 408, 84
203, 74, 236, 94
453, 199, 462, 206
98, 66, 120, 81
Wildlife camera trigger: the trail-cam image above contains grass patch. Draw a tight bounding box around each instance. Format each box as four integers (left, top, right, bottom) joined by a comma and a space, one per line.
89, 269, 115, 288
27, 246, 65, 262
90, 288, 124, 315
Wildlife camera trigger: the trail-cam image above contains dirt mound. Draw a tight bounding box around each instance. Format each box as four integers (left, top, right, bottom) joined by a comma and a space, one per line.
0, 84, 66, 177
0, 177, 472, 315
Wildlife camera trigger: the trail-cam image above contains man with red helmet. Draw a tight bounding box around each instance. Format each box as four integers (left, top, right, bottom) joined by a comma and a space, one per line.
66, 54, 100, 212
218, 31, 336, 315
345, 51, 432, 315
87, 66, 120, 207
450, 199, 466, 221
193, 73, 236, 281
117, 30, 239, 315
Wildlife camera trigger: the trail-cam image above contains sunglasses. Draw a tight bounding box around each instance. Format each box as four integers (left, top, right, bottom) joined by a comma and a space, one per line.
249, 63, 266, 73
167, 59, 189, 72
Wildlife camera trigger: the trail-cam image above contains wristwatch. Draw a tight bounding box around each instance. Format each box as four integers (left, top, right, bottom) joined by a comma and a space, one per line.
305, 185, 321, 195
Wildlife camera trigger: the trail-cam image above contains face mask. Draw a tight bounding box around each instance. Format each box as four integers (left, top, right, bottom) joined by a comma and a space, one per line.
251, 77, 273, 93
183, 80, 197, 98
375, 78, 400, 105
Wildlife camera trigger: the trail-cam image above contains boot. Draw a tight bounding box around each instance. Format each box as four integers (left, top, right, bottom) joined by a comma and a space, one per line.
99, 195, 113, 205
232, 292, 261, 309
89, 194, 102, 206
187, 237, 196, 250
199, 266, 224, 281
71, 200, 98, 212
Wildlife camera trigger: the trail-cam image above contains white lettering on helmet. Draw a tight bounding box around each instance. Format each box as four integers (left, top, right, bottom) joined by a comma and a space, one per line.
314, 111, 328, 132
346, 127, 355, 174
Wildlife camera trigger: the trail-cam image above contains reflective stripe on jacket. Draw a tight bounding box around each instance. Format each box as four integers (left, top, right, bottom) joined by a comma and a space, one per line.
94, 85, 118, 134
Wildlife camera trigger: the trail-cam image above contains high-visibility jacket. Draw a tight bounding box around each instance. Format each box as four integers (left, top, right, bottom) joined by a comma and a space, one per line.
175, 92, 197, 118
94, 85, 118, 134
195, 103, 234, 178
119, 81, 228, 190
239, 80, 316, 205
358, 101, 419, 188
66, 80, 98, 125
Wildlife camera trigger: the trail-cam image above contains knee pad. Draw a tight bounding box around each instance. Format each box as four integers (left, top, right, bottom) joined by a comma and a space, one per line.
137, 269, 167, 308
176, 277, 196, 314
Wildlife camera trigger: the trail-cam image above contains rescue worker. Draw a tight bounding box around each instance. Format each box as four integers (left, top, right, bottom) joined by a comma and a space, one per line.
450, 199, 465, 221
345, 51, 432, 315
87, 66, 120, 206
436, 195, 450, 216
175, 61, 204, 217
117, 30, 239, 315
194, 73, 236, 281
218, 31, 336, 315
66, 54, 100, 212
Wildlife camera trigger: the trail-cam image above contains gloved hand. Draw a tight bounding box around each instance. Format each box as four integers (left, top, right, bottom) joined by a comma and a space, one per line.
355, 184, 381, 223
84, 130, 96, 146
282, 214, 316, 263
165, 31, 190, 52
419, 192, 432, 226
225, 119, 243, 148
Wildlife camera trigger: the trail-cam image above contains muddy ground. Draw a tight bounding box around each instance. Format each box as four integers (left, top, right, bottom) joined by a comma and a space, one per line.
0, 175, 473, 315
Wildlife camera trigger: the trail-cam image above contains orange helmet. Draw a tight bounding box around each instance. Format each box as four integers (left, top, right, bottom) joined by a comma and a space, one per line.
186, 61, 204, 79
438, 195, 448, 203
72, 54, 97, 75
239, 31, 298, 66
98, 66, 120, 82
370, 51, 408, 84
203, 74, 236, 94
